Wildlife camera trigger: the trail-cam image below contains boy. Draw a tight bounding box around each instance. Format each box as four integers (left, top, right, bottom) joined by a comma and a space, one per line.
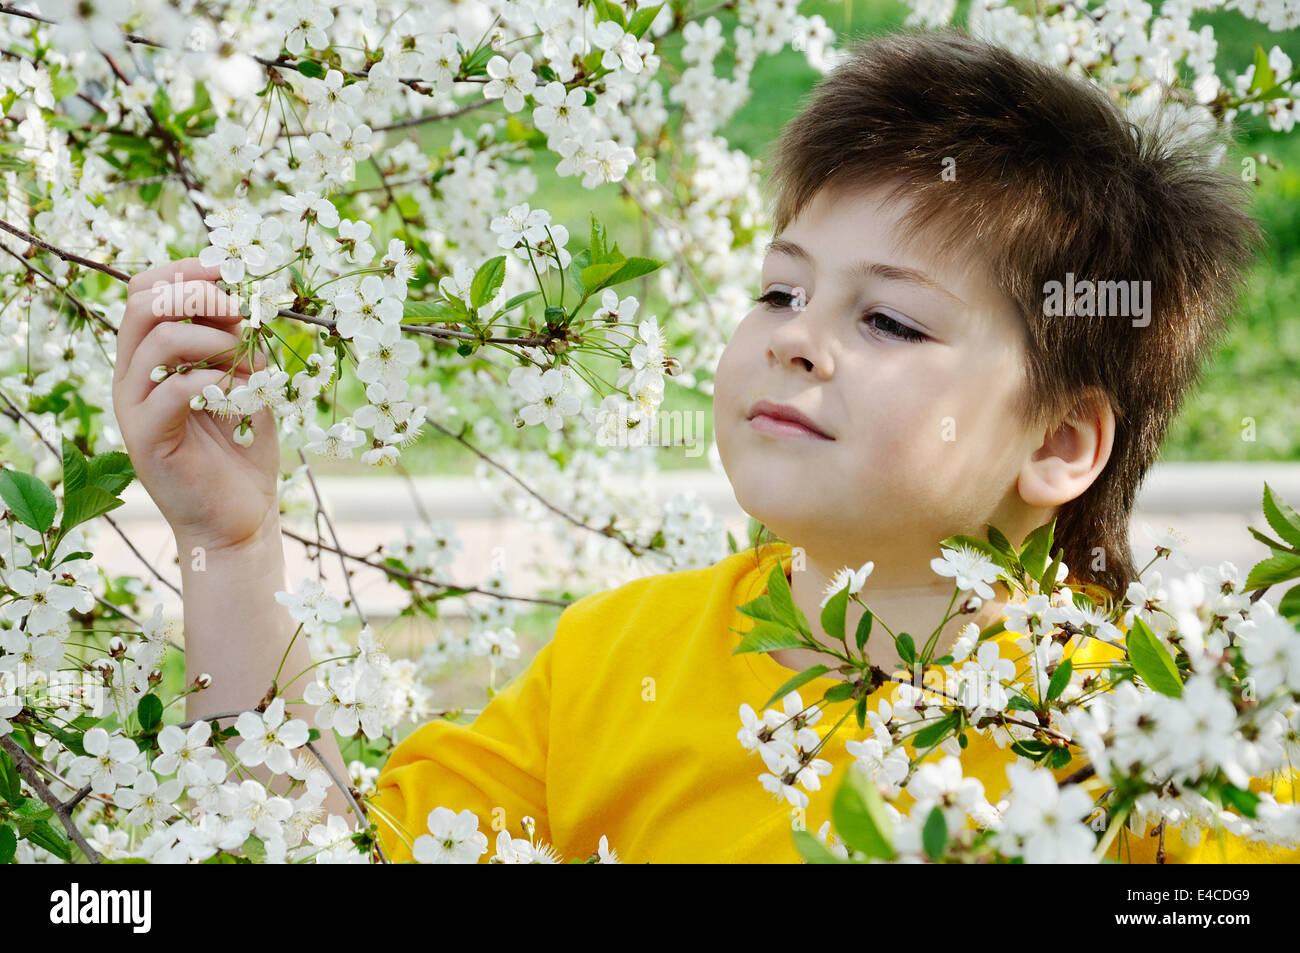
114, 27, 1272, 861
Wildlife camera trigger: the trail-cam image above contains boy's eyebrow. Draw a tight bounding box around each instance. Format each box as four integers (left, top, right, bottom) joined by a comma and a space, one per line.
764, 237, 966, 307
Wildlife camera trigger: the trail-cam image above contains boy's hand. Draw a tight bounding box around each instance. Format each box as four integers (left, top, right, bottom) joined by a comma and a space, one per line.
112, 257, 281, 553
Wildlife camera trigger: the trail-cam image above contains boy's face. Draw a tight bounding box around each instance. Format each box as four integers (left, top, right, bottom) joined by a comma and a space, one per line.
713, 179, 1047, 578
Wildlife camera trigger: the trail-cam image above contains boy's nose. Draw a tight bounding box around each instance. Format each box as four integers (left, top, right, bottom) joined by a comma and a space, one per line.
766, 304, 835, 379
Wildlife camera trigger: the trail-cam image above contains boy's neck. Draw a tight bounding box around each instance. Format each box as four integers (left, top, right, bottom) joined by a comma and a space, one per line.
781, 548, 1014, 679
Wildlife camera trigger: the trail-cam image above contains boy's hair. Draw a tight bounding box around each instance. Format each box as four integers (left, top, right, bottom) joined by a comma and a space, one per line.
759, 25, 1266, 602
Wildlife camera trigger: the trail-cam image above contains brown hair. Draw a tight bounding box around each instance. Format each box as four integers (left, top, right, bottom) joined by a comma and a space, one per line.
759, 25, 1266, 602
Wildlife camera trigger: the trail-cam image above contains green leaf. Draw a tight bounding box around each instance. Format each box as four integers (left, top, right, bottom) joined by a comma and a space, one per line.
579, 256, 663, 294
792, 828, 844, 863
824, 681, 856, 703
13, 798, 52, 822
1046, 657, 1073, 702
1127, 616, 1182, 698
985, 524, 1016, 560
855, 695, 868, 730
627, 2, 664, 38
27, 820, 71, 862
567, 247, 591, 295
58, 486, 124, 536
1244, 553, 1300, 591
1278, 584, 1300, 624
1006, 693, 1036, 713
503, 115, 544, 144
61, 439, 89, 493
136, 694, 163, 732
763, 563, 811, 637
34, 718, 86, 757
0, 825, 14, 864
820, 585, 849, 643
1249, 525, 1296, 557
921, 805, 947, 861
911, 711, 959, 750
1046, 746, 1072, 769
296, 59, 327, 79
895, 632, 916, 666
737, 594, 782, 624
976, 620, 1006, 643
1011, 739, 1052, 760
1041, 547, 1064, 592
831, 766, 895, 861
589, 216, 610, 263
51, 69, 79, 103
1220, 782, 1260, 820
403, 298, 457, 321
1247, 44, 1276, 95
0, 747, 21, 802
854, 608, 874, 653
470, 255, 507, 309
1019, 520, 1055, 582
761, 665, 831, 711
87, 450, 134, 496
732, 621, 806, 655
491, 289, 541, 318
1262, 484, 1300, 549
0, 469, 57, 533
592, 0, 627, 28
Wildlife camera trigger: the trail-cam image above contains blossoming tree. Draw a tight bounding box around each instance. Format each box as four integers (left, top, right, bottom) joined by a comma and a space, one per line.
0, 0, 1298, 863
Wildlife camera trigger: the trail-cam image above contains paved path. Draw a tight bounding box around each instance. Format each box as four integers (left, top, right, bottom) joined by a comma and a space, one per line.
99, 463, 1300, 630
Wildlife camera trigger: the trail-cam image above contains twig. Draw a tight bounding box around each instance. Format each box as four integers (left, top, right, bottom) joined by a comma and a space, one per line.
173, 708, 379, 858
0, 240, 117, 333
280, 525, 570, 607
303, 738, 386, 864
0, 216, 554, 347
296, 447, 367, 628
0, 735, 102, 863
426, 417, 671, 560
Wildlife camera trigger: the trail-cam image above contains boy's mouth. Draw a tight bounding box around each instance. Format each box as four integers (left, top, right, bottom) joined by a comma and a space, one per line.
746, 399, 835, 440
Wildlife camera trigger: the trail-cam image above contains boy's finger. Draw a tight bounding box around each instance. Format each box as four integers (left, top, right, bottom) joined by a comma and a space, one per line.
120, 321, 266, 407
126, 257, 221, 297
116, 279, 246, 385
138, 367, 254, 450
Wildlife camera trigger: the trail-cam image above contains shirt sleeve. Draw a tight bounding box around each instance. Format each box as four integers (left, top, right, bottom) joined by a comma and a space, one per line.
366, 624, 558, 864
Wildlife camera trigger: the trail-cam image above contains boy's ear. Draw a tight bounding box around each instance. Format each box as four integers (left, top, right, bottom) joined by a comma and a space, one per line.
1017, 387, 1115, 508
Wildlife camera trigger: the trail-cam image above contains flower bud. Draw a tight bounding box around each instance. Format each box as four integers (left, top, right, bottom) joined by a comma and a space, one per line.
148, 669, 163, 686
189, 394, 207, 411
108, 636, 126, 658
960, 595, 983, 614
232, 419, 256, 448
150, 364, 170, 383
194, 673, 213, 689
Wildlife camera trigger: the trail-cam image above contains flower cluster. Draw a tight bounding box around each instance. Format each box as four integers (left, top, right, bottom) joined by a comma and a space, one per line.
737, 506, 1300, 863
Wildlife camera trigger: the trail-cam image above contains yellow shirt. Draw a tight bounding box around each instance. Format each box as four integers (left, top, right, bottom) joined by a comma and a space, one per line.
369, 541, 1299, 863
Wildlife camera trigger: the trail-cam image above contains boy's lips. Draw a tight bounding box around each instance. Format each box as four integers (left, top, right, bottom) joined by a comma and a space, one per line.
746, 399, 835, 440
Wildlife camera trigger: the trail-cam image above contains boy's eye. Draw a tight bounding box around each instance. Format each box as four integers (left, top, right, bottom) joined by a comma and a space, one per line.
752, 290, 928, 343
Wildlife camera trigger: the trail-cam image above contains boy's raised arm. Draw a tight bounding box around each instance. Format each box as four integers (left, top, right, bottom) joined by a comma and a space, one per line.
112, 257, 352, 824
